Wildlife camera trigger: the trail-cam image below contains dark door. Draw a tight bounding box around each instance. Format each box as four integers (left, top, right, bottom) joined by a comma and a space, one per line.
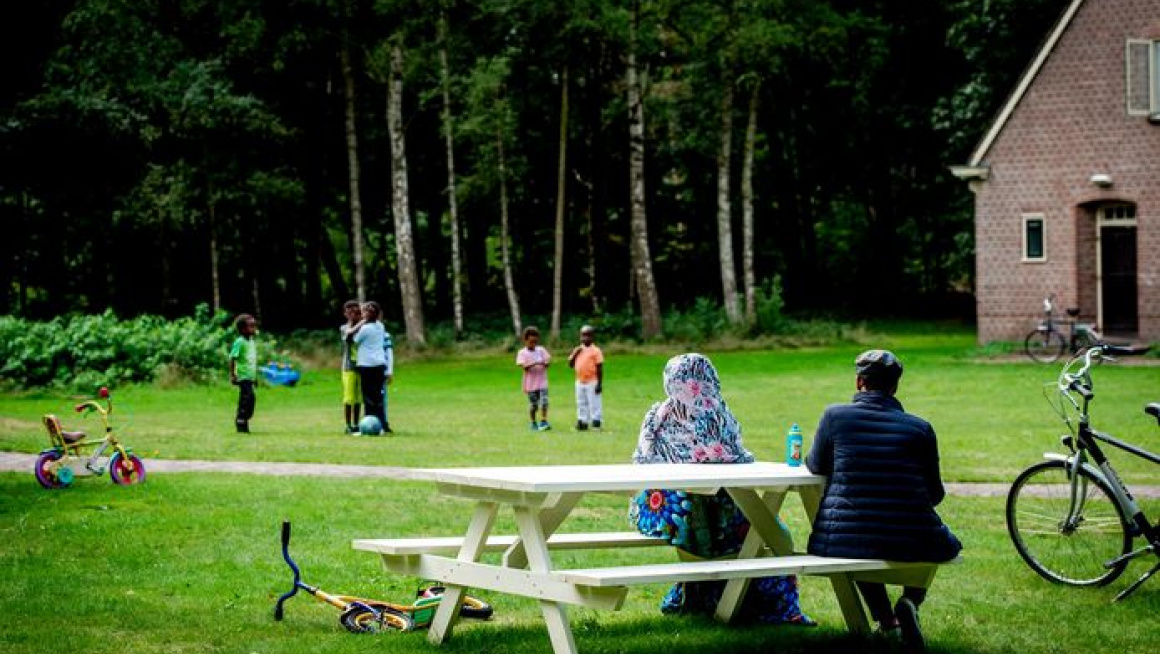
1100, 225, 1137, 334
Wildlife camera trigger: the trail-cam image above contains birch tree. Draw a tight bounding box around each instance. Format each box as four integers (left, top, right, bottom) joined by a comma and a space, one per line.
340, 37, 367, 302
386, 41, 427, 344
437, 8, 465, 337
627, 0, 662, 339
460, 56, 522, 337
741, 79, 759, 324
550, 65, 569, 339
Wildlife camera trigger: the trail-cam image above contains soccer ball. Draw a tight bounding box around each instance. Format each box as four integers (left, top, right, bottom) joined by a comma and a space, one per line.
358, 416, 383, 436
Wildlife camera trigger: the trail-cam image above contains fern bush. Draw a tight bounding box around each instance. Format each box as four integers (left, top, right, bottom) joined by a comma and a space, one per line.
0, 305, 243, 390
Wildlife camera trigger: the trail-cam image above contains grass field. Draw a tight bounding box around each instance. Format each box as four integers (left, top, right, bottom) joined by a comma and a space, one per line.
2, 326, 1160, 653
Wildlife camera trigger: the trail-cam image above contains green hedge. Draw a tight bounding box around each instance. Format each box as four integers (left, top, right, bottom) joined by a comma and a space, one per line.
0, 305, 245, 390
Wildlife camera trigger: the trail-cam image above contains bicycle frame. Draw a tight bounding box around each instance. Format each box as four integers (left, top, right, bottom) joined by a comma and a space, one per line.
45, 398, 128, 473
1049, 346, 1160, 600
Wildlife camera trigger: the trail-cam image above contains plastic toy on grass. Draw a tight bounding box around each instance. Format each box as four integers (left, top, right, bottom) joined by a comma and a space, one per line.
274, 521, 493, 634
262, 361, 301, 387
35, 386, 145, 489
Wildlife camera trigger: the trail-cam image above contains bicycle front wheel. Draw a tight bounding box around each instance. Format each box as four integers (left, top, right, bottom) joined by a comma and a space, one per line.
1006, 460, 1131, 586
1024, 329, 1067, 363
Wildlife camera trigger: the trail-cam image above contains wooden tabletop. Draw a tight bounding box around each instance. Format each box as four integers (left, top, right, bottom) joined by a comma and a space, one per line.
404, 462, 825, 493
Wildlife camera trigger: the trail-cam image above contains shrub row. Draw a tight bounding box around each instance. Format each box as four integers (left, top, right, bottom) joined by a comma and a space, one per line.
0, 305, 243, 390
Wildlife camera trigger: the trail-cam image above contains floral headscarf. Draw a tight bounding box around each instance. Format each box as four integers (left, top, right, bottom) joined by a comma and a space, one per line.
632, 353, 753, 464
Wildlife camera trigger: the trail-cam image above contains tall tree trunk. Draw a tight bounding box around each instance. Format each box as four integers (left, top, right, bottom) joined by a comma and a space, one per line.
576, 169, 599, 315
208, 200, 221, 312
741, 81, 759, 325
341, 40, 367, 301
498, 122, 522, 338
627, 0, 662, 339
717, 82, 740, 324
387, 42, 427, 345
438, 10, 465, 338
550, 65, 569, 339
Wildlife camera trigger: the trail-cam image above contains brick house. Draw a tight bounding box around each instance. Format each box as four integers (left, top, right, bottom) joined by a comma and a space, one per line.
952, 0, 1160, 344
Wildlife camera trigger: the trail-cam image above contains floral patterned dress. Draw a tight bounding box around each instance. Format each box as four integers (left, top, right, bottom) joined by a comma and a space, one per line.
630, 353, 813, 625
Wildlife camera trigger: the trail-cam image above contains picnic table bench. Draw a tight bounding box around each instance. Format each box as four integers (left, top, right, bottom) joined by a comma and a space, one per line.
354, 463, 957, 654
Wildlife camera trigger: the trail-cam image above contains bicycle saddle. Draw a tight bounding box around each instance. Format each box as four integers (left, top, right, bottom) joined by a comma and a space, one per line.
1066, 308, 1081, 317
43, 415, 87, 444
1147, 403, 1160, 426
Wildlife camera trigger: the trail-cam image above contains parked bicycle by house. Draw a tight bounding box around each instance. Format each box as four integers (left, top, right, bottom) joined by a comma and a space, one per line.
1006, 344, 1160, 601
1024, 294, 1103, 363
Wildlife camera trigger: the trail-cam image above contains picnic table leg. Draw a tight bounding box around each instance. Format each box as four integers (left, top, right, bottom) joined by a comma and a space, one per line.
716, 489, 792, 622
513, 504, 579, 654
503, 492, 583, 569
727, 488, 794, 555
797, 485, 822, 523
830, 573, 871, 635
428, 501, 498, 645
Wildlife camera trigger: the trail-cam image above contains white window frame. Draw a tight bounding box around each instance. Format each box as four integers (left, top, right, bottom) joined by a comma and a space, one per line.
1022, 213, 1047, 263
1126, 39, 1159, 116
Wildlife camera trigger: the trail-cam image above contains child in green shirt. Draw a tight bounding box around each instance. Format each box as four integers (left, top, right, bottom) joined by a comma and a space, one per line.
229, 314, 259, 433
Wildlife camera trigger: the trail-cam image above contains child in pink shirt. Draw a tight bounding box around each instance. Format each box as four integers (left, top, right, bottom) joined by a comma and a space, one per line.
515, 326, 552, 431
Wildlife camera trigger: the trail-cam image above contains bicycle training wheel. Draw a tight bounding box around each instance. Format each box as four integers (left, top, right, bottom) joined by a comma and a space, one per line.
33, 451, 69, 489
339, 605, 414, 633
1006, 460, 1131, 586
108, 452, 146, 485
1024, 330, 1067, 363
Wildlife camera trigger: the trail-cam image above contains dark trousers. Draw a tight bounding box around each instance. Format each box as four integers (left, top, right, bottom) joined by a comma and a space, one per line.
357, 365, 387, 424
856, 582, 927, 624
235, 380, 256, 426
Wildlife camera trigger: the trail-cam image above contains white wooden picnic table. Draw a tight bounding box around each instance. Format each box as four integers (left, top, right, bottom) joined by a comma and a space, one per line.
354, 462, 949, 654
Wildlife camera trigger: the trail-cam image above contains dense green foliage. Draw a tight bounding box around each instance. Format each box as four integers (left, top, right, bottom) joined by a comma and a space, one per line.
0, 305, 242, 389
3, 0, 1071, 330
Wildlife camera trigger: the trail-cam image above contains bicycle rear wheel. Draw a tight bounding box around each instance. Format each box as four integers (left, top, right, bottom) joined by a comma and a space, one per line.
1024, 330, 1067, 363
339, 605, 414, 633
1006, 460, 1131, 586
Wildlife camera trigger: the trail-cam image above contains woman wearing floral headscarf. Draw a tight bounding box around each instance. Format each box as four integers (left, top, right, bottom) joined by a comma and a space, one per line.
630, 353, 812, 624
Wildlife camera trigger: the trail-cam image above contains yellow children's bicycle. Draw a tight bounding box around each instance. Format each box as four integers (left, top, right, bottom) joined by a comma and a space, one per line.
34, 386, 146, 489
274, 521, 493, 633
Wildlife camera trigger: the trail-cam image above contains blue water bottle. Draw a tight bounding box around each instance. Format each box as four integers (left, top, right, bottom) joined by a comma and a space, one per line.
786, 423, 804, 467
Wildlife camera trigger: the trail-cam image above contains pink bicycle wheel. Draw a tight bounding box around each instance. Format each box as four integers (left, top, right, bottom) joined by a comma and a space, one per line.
109, 452, 146, 485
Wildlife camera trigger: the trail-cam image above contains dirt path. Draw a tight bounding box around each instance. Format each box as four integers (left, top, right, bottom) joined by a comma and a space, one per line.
3, 451, 1158, 497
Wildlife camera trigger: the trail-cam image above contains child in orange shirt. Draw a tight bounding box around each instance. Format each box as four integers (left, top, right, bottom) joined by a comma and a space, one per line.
567, 325, 603, 430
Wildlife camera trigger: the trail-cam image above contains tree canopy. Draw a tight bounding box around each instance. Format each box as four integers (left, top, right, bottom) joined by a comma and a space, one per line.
1, 0, 1072, 334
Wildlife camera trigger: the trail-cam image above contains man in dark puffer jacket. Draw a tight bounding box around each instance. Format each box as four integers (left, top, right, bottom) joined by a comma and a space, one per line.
806, 349, 961, 653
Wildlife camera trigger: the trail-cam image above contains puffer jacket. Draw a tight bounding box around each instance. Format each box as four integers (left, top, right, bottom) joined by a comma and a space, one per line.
805, 391, 962, 562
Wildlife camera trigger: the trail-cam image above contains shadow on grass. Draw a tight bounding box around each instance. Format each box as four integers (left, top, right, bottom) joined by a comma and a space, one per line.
436, 613, 985, 654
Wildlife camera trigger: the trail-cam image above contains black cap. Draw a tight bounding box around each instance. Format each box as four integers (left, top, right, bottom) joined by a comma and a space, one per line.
855, 349, 903, 383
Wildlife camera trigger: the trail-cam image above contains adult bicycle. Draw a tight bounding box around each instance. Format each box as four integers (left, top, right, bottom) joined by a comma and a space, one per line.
1005, 344, 1160, 600
1024, 294, 1103, 363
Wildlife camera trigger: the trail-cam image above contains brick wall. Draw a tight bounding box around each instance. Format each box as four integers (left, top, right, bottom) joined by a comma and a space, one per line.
972, 0, 1160, 344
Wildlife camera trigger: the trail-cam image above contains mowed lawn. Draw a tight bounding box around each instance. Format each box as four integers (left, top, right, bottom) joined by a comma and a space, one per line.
2, 327, 1159, 653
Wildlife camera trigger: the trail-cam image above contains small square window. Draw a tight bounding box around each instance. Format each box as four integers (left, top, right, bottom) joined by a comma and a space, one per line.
1023, 215, 1046, 262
